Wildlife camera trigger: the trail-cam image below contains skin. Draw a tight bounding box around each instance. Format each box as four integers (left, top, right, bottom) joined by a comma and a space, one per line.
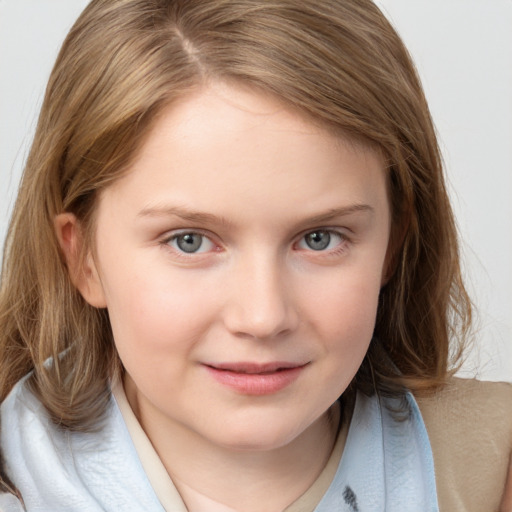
56, 82, 391, 511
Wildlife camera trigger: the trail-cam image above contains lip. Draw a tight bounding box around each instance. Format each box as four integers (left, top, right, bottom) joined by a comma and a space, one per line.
203, 361, 309, 395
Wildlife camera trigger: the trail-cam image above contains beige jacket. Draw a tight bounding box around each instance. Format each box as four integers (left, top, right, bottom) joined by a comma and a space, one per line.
417, 378, 512, 512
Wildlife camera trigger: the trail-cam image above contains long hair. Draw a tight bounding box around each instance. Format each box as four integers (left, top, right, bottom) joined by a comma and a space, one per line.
0, 0, 471, 430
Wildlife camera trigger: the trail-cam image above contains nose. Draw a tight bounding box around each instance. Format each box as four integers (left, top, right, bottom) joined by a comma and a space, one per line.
222, 254, 299, 340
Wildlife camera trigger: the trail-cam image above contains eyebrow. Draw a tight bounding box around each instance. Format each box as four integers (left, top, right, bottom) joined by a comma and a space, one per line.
137, 205, 232, 226
301, 204, 374, 225
136, 203, 374, 226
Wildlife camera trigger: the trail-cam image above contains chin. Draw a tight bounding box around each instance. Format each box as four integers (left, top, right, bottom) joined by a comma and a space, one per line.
206, 416, 316, 453
217, 434, 296, 453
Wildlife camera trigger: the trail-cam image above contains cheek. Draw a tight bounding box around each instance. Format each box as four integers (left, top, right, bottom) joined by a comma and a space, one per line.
302, 266, 382, 385
322, 291, 378, 368
102, 263, 218, 364
306, 266, 382, 338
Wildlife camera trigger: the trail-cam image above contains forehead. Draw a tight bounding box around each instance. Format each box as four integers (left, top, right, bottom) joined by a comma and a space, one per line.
98, 82, 388, 226
140, 81, 378, 162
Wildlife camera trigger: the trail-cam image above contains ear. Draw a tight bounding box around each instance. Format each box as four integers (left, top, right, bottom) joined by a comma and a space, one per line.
54, 213, 107, 308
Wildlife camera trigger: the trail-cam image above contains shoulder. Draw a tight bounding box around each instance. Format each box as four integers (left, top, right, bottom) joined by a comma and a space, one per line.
415, 378, 512, 512
417, 377, 512, 427
416, 377, 512, 448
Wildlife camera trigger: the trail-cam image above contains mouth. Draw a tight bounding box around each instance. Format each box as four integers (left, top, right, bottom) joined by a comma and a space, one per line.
206, 362, 308, 374
202, 361, 309, 395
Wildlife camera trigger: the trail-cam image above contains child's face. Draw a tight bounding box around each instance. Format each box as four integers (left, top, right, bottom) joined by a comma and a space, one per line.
85, 83, 390, 451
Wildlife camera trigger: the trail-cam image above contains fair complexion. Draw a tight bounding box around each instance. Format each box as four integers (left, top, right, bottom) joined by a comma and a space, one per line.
56, 83, 391, 511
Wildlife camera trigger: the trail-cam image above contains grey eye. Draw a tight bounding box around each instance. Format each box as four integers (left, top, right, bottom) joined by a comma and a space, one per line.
304, 230, 331, 251
174, 233, 205, 253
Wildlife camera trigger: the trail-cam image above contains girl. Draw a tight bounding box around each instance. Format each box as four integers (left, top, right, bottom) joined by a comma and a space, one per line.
1, 1, 511, 510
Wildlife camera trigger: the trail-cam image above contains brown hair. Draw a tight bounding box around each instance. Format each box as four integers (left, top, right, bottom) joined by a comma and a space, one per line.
0, 0, 471, 430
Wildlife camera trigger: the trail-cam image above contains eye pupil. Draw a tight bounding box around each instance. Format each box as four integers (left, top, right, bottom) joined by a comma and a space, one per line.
305, 231, 330, 251
176, 233, 203, 253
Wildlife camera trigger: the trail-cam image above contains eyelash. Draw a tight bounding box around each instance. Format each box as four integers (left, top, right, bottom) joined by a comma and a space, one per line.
159, 228, 350, 259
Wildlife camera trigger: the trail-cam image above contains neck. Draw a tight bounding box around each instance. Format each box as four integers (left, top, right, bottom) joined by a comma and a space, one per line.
175, 416, 338, 512
126, 380, 340, 512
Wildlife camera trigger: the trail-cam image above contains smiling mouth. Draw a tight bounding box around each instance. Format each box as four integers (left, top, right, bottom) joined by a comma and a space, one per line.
205, 362, 308, 374
203, 362, 309, 395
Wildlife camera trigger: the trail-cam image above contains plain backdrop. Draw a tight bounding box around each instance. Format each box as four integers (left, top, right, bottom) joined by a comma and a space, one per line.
1, 1, 511, 381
